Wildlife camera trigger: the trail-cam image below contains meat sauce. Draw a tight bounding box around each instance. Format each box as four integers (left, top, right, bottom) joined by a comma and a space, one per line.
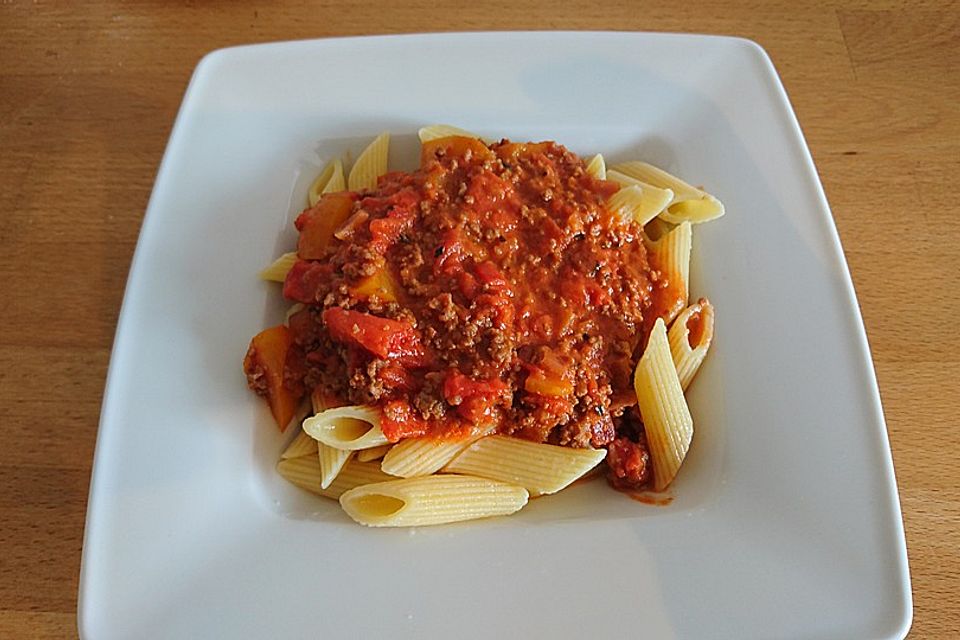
255, 137, 683, 490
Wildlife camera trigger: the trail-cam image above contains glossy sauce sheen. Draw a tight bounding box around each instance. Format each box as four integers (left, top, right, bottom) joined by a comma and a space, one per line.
282, 137, 679, 452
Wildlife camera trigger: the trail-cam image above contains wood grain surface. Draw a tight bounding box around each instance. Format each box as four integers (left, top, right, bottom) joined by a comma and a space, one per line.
1, 2, 957, 638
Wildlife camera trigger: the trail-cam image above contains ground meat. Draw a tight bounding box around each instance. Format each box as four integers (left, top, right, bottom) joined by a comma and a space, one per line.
281, 137, 669, 453
606, 435, 652, 490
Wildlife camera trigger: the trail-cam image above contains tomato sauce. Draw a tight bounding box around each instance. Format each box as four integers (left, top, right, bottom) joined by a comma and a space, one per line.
280, 137, 674, 457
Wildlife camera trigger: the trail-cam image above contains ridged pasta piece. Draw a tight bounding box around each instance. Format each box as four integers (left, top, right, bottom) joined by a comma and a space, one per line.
307, 159, 337, 206
321, 159, 346, 194
585, 153, 606, 180
318, 442, 353, 489
380, 437, 478, 478
668, 299, 715, 391
634, 318, 693, 491
647, 221, 692, 325
347, 132, 389, 191
644, 217, 674, 242
418, 124, 483, 143
443, 436, 606, 496
611, 161, 724, 224
303, 405, 388, 450
357, 444, 392, 463
258, 252, 298, 282
605, 183, 674, 227
277, 457, 393, 500
339, 475, 528, 527
281, 427, 317, 460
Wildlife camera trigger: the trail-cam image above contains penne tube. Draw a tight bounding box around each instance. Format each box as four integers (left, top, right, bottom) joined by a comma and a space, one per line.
348, 132, 389, 191
339, 475, 528, 527
357, 444, 392, 463
321, 158, 346, 195
418, 124, 484, 143
281, 426, 317, 460
259, 252, 298, 282
303, 405, 388, 451
647, 221, 692, 325
644, 216, 675, 242
605, 182, 674, 227
443, 436, 606, 496
307, 159, 338, 207
277, 457, 394, 500
318, 442, 353, 489
611, 161, 724, 224
634, 318, 693, 491
380, 437, 478, 478
668, 298, 715, 391
585, 153, 606, 180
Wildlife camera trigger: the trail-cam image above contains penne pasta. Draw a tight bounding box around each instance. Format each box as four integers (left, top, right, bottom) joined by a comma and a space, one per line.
321, 159, 346, 195
418, 124, 483, 143
644, 216, 674, 242
258, 252, 298, 282
357, 444, 392, 463
307, 159, 338, 206
277, 457, 394, 500
605, 182, 674, 227
585, 153, 606, 180
634, 318, 693, 491
303, 405, 388, 451
339, 475, 528, 527
611, 161, 724, 224
668, 298, 715, 391
348, 132, 389, 191
281, 427, 317, 460
318, 442, 353, 489
443, 436, 606, 496
647, 221, 692, 325
380, 437, 478, 478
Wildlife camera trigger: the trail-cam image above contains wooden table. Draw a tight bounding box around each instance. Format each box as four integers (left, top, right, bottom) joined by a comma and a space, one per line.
2, 2, 957, 637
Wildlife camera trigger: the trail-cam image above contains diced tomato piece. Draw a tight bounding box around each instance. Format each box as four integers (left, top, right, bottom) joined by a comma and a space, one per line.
243, 325, 304, 431
295, 192, 357, 259
380, 400, 430, 442
442, 371, 509, 425
474, 260, 510, 292
282, 259, 333, 304
322, 307, 427, 366
420, 136, 495, 168
457, 271, 478, 299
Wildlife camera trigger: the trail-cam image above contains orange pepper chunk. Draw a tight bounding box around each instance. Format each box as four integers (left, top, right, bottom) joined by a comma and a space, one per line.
420, 136, 495, 168
295, 191, 357, 259
243, 325, 302, 431
351, 266, 400, 303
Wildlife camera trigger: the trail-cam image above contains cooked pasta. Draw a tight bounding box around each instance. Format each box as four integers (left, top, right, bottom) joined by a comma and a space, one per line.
259, 251, 298, 282
585, 153, 606, 180
611, 161, 724, 224
245, 128, 724, 526
302, 405, 388, 451
634, 318, 694, 491
380, 437, 478, 478
277, 457, 394, 500
444, 436, 606, 496
339, 475, 528, 527
347, 132, 389, 191
668, 299, 715, 391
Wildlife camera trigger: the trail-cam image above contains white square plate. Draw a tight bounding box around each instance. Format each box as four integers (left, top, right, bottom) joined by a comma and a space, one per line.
79, 32, 911, 639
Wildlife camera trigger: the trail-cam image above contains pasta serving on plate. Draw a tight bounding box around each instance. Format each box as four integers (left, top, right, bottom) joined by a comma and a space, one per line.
244, 127, 721, 526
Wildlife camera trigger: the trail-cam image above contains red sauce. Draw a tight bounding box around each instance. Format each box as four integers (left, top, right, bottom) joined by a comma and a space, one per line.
278, 137, 675, 457
686, 308, 705, 348
622, 491, 674, 506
